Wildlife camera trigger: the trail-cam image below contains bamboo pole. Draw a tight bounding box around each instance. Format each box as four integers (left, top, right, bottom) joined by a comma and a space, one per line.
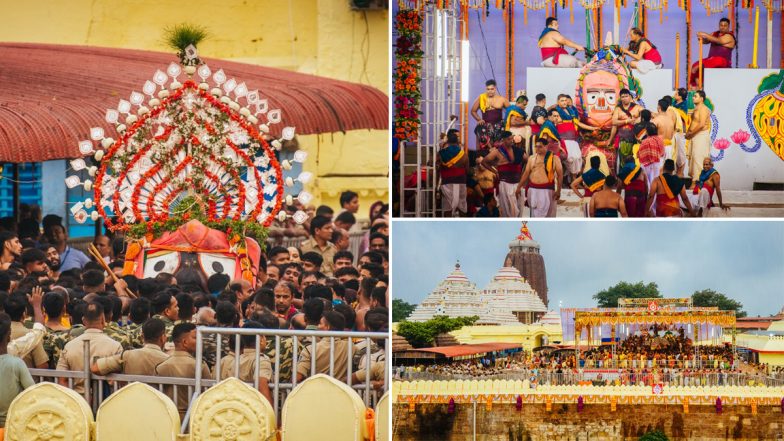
675, 32, 681, 89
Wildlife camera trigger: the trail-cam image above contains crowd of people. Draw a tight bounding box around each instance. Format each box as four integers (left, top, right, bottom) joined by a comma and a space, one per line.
436, 86, 729, 219
396, 324, 780, 388
0, 191, 389, 429
397, 347, 779, 388
426, 16, 736, 219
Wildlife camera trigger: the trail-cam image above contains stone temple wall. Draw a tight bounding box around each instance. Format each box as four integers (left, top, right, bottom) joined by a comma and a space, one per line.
393, 403, 783, 441
505, 251, 548, 308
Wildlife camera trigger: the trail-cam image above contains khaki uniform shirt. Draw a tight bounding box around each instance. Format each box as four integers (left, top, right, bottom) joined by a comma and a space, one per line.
94, 343, 170, 376
218, 348, 273, 382
56, 328, 123, 393
155, 350, 211, 413
354, 361, 386, 382
299, 238, 337, 277
296, 337, 349, 382
11, 321, 48, 368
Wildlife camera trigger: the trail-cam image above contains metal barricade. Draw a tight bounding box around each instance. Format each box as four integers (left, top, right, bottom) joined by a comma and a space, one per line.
194, 327, 389, 422
29, 328, 389, 434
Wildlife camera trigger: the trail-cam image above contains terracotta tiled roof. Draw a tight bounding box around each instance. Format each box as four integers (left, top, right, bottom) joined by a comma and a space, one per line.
0, 43, 388, 163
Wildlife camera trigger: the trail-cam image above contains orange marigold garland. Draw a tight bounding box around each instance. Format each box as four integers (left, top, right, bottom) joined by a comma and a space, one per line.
394, 9, 424, 141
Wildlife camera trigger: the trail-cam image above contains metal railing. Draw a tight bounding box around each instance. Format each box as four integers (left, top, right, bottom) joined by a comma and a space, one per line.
29, 327, 389, 433
194, 327, 389, 414
400, 369, 784, 387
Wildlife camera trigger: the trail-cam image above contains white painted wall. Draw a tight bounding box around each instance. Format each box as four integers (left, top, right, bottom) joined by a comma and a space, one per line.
525, 68, 674, 112
704, 68, 784, 190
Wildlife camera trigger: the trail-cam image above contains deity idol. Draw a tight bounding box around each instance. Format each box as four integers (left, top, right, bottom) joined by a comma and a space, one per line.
574, 46, 641, 158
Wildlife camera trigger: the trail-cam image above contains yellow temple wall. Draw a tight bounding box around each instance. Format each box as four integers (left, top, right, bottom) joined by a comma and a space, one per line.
449, 325, 564, 352
759, 353, 784, 366
0, 0, 389, 213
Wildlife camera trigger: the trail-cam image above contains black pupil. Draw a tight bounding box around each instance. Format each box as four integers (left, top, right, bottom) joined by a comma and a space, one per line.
154, 261, 166, 271
212, 261, 224, 273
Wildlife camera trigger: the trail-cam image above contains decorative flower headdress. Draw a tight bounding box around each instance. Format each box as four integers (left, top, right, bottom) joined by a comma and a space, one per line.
65, 25, 311, 239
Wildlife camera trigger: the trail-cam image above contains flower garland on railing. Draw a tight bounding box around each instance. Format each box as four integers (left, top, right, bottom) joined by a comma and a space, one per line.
394, 9, 423, 141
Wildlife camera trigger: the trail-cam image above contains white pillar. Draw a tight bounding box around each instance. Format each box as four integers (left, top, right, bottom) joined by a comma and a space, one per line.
41, 160, 66, 220
766, 11, 773, 69
613, 1, 620, 45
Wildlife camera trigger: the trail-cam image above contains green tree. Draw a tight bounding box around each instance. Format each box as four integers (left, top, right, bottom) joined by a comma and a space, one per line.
691, 289, 746, 318
593, 281, 661, 308
392, 299, 416, 322
396, 315, 479, 348
639, 430, 668, 441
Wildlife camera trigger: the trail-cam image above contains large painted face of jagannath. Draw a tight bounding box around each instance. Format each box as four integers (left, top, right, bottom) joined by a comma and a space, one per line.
579, 70, 619, 127
129, 220, 261, 287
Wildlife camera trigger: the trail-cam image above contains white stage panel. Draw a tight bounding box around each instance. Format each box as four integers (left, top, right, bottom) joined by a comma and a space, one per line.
704, 68, 784, 190
525, 68, 674, 109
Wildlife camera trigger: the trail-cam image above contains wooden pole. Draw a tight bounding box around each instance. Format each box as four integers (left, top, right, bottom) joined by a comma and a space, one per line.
751, 6, 759, 68
766, 9, 772, 69
11, 164, 19, 221
675, 32, 681, 89
510, 0, 515, 97
686, 0, 691, 87
698, 37, 703, 88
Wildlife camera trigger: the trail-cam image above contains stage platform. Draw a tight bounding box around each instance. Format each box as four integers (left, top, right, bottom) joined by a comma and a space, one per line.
554, 189, 784, 217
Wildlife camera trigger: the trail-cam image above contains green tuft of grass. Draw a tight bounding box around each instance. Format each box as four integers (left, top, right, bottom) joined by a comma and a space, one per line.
163, 24, 208, 52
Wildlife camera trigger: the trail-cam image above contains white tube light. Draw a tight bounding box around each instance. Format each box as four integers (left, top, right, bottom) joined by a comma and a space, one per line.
461, 40, 470, 102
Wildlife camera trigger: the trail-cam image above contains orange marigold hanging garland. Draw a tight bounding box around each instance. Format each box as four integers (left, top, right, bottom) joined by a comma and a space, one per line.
394, 9, 424, 141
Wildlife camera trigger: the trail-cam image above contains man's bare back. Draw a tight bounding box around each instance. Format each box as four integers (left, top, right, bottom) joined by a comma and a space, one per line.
653, 113, 675, 140
539, 31, 563, 49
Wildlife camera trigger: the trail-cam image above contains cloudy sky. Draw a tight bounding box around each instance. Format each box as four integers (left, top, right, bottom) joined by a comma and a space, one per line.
392, 221, 784, 318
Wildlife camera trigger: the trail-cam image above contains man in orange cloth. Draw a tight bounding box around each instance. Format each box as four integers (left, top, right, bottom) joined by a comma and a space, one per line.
690, 18, 736, 88
682, 157, 731, 217
646, 159, 696, 217
538, 17, 586, 68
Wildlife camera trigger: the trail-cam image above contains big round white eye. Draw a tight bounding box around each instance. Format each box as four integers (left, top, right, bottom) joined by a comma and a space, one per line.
606, 93, 617, 105
587, 94, 598, 105
143, 251, 180, 278
198, 253, 237, 278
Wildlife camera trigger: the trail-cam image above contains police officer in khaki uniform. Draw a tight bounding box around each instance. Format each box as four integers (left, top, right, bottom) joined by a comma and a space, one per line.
217, 320, 273, 404
91, 318, 169, 376
154, 323, 211, 417
56, 302, 122, 393
296, 311, 349, 383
